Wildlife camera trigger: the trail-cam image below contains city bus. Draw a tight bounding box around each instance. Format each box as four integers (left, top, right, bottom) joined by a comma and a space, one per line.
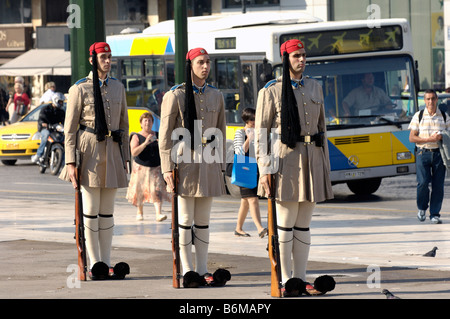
107, 12, 419, 196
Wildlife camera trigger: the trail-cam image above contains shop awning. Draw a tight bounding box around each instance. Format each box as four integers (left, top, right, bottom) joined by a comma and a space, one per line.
0, 49, 71, 76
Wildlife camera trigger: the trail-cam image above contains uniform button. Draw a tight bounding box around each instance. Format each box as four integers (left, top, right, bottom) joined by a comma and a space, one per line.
201, 108, 204, 111
302, 93, 305, 96
303, 102, 306, 106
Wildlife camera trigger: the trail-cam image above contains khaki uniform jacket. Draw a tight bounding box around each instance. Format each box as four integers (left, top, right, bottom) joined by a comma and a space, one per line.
159, 83, 226, 197
255, 76, 334, 202
59, 72, 130, 188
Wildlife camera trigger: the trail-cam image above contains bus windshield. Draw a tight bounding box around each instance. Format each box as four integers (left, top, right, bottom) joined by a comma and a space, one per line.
275, 55, 417, 129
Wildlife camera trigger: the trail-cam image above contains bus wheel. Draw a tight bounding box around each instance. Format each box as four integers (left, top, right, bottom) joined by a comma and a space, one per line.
347, 178, 382, 195
225, 175, 241, 198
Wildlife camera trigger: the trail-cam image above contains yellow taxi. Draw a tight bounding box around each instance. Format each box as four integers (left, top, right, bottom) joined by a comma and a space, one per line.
0, 104, 45, 166
0, 104, 159, 166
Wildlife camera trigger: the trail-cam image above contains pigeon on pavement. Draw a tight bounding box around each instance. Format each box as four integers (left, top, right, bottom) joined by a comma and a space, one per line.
423, 246, 438, 257
382, 289, 401, 299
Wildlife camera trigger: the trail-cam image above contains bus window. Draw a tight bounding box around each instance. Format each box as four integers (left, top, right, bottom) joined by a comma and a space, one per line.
144, 58, 165, 76
257, 59, 274, 90
216, 58, 239, 89
143, 78, 165, 116
142, 58, 166, 115
122, 78, 143, 107
110, 59, 118, 78
122, 58, 142, 77
214, 58, 242, 124
324, 76, 340, 124
306, 55, 416, 127
166, 62, 175, 87
242, 63, 254, 107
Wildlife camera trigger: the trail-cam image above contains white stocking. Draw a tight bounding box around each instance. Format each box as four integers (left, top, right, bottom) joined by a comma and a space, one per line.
178, 196, 212, 275
81, 186, 117, 269
179, 225, 193, 274
99, 214, 114, 267
83, 214, 99, 269
276, 201, 315, 284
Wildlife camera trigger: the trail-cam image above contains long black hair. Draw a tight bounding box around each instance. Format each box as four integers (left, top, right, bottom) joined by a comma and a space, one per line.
280, 51, 300, 149
184, 58, 198, 149
91, 50, 108, 142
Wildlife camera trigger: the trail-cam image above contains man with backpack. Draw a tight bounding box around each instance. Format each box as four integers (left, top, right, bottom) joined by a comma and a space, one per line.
409, 89, 450, 224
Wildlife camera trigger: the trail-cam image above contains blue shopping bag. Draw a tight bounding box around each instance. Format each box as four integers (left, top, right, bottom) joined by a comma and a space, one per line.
231, 154, 257, 189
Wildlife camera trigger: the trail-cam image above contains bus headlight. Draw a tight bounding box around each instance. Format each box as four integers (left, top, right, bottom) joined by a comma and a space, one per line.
397, 151, 412, 160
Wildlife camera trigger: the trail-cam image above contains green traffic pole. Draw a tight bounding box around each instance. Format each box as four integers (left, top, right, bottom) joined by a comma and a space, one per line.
174, 0, 188, 84
69, 0, 106, 84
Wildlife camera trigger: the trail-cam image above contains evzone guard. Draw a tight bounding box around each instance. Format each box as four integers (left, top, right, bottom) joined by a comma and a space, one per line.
159, 47, 231, 287
60, 42, 130, 280
256, 39, 336, 296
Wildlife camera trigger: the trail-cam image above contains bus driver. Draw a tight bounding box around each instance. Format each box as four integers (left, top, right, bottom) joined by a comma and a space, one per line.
342, 73, 394, 116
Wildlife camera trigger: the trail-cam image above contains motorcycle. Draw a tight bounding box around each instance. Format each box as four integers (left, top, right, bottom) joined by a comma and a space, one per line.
38, 123, 65, 175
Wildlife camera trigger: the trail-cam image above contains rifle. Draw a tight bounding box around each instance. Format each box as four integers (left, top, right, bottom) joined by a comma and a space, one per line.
74, 150, 87, 281
171, 166, 181, 288
267, 174, 282, 297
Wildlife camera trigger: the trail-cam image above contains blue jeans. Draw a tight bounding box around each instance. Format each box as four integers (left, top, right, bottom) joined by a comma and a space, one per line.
36, 128, 50, 157
416, 149, 446, 218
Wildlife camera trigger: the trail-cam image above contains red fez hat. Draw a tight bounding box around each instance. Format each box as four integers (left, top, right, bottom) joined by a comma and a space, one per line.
280, 39, 304, 55
186, 47, 208, 61
89, 42, 111, 56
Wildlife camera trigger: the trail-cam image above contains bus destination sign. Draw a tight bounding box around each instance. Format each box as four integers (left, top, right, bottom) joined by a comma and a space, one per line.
280, 25, 403, 57
215, 37, 237, 50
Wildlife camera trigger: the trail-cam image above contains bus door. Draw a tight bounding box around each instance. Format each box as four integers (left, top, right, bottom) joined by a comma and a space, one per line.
208, 55, 243, 127
240, 55, 271, 110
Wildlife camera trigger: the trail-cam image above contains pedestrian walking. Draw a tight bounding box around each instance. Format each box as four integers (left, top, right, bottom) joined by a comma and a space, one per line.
126, 112, 170, 221
255, 39, 334, 293
59, 41, 130, 279
409, 89, 450, 224
7, 82, 30, 124
233, 107, 267, 238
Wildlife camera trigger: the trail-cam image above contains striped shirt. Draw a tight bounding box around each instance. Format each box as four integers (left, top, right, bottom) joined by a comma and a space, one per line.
408, 108, 450, 149
233, 128, 255, 156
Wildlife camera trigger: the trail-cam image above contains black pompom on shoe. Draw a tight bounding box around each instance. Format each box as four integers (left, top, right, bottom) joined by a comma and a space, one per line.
111, 262, 130, 280
89, 261, 109, 280
283, 277, 306, 297
313, 275, 336, 294
183, 271, 206, 288
210, 268, 231, 287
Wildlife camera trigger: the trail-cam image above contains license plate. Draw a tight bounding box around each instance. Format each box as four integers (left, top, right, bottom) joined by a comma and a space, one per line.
6, 143, 19, 149
344, 171, 365, 179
